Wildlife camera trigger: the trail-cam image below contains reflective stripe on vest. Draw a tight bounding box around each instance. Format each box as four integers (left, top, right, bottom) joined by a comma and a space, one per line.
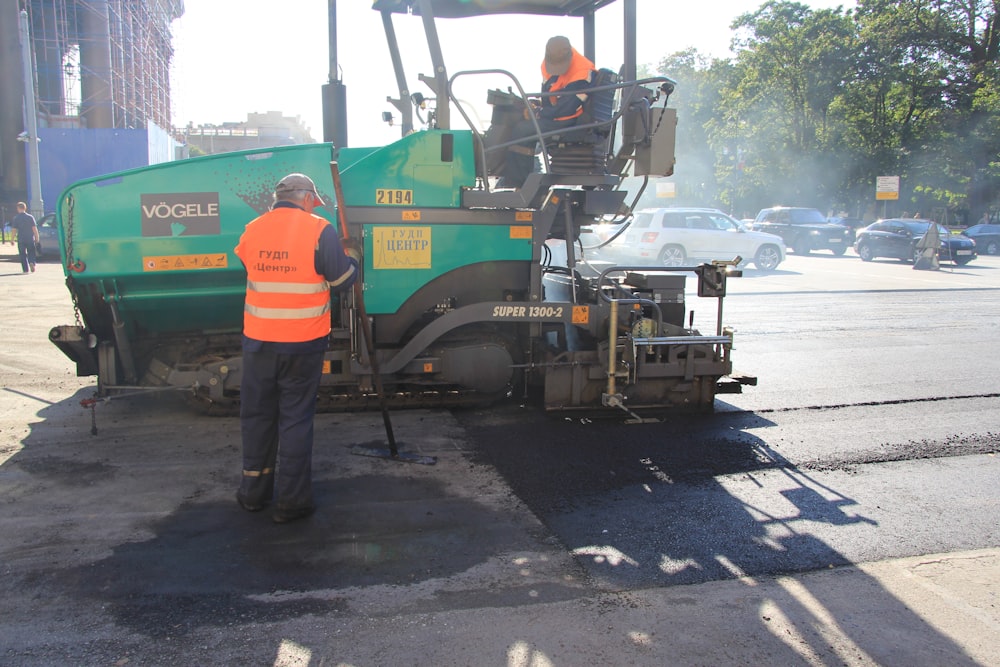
235, 208, 332, 342
244, 302, 330, 319
542, 49, 596, 122
246, 279, 331, 295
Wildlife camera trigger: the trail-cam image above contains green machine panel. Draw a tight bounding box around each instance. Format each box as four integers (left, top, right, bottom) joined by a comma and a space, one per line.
58, 144, 338, 337
337, 130, 476, 209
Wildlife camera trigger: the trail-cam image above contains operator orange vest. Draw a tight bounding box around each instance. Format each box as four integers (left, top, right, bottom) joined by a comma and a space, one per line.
541, 49, 596, 121
235, 207, 332, 343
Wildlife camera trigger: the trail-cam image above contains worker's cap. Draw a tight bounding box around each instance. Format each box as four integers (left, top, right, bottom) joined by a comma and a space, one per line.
275, 173, 325, 206
544, 36, 573, 76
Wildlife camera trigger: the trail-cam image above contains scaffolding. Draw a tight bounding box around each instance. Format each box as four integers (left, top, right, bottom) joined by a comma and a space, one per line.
25, 0, 184, 131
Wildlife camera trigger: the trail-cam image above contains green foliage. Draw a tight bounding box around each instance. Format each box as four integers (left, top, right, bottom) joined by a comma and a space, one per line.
649, 0, 1000, 223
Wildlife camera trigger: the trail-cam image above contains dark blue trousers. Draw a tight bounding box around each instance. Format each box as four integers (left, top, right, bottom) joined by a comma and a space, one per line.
500, 115, 578, 187
17, 241, 36, 272
238, 347, 324, 510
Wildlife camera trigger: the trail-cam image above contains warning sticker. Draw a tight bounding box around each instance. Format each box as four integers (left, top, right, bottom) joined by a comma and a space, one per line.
142, 254, 228, 272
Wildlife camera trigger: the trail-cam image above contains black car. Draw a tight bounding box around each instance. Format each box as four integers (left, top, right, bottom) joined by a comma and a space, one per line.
854, 219, 977, 265
828, 215, 865, 244
752, 207, 851, 255
962, 223, 1000, 255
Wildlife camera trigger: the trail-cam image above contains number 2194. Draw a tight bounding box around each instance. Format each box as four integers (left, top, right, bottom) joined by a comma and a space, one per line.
375, 189, 413, 205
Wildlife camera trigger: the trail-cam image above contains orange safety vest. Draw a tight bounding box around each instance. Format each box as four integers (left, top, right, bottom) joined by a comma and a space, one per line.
541, 49, 596, 121
235, 207, 332, 343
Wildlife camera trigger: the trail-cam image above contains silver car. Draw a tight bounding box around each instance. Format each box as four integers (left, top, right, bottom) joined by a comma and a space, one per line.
608, 207, 786, 271
36, 213, 60, 259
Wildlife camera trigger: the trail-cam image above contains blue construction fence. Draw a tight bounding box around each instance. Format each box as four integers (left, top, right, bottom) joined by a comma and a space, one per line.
34, 124, 179, 215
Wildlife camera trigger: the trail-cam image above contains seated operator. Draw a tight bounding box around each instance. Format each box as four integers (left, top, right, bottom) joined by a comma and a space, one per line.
498, 36, 596, 188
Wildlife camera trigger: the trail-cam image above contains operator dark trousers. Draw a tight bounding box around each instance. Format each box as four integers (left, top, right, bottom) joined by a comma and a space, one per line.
500, 115, 578, 187
238, 347, 324, 510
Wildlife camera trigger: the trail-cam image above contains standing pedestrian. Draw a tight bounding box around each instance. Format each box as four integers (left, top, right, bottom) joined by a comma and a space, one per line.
233, 173, 361, 524
11, 202, 38, 273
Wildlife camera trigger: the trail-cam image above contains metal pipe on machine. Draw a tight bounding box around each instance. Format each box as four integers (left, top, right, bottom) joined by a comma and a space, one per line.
323, 0, 348, 147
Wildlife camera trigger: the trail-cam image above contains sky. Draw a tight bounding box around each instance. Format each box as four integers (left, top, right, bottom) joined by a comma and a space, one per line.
169, 1, 855, 147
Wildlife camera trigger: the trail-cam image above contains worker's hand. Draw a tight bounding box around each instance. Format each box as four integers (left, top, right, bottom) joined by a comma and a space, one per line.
343, 237, 363, 264
524, 99, 540, 120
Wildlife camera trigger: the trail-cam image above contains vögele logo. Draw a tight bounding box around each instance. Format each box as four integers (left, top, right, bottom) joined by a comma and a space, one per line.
140, 193, 221, 237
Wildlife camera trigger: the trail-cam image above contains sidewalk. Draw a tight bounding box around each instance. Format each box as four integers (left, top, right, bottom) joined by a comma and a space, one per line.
320, 548, 1000, 666
203, 547, 999, 666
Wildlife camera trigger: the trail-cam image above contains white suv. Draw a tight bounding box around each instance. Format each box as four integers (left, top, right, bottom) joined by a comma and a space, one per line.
609, 207, 786, 271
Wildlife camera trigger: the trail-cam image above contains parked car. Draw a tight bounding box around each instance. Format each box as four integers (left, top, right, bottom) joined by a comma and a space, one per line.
36, 213, 59, 259
751, 206, 850, 255
828, 216, 865, 244
854, 219, 977, 265
961, 223, 1000, 255
608, 207, 786, 271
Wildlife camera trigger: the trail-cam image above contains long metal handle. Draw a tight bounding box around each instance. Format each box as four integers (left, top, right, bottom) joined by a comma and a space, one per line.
330, 161, 397, 454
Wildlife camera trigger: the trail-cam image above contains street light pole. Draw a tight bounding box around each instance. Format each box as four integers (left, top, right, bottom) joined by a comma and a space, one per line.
18, 9, 43, 217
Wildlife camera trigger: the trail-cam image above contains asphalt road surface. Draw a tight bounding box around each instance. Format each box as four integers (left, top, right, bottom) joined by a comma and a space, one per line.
1, 246, 998, 665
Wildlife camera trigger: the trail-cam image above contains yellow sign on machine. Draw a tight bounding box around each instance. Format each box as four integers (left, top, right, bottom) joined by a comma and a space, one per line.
372, 226, 432, 269
142, 254, 228, 271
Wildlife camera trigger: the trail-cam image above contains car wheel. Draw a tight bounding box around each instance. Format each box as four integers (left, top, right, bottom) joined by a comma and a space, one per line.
856, 242, 874, 261
657, 245, 685, 267
753, 244, 781, 271
986, 240, 999, 255
831, 245, 847, 256
793, 237, 811, 255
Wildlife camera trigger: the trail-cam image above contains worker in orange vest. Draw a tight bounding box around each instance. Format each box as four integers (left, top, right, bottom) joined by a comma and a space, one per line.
498, 36, 596, 188
234, 173, 361, 524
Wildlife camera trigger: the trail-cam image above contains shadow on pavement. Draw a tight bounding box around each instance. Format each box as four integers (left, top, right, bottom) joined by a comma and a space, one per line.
457, 404, 982, 665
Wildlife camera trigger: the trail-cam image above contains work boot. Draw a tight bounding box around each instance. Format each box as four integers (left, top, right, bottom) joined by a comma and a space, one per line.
29, 263, 35, 272
235, 492, 266, 512
272, 504, 316, 524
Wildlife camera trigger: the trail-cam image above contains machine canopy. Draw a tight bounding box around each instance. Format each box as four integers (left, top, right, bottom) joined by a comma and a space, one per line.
371, 0, 619, 18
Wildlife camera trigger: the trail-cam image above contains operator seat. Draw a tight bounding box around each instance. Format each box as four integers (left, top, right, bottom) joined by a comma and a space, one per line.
464, 68, 622, 210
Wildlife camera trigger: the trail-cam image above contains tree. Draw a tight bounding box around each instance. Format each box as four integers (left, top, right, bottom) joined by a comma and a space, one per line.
647, 49, 731, 209
709, 2, 857, 213
846, 0, 1000, 220
639, 0, 1000, 223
